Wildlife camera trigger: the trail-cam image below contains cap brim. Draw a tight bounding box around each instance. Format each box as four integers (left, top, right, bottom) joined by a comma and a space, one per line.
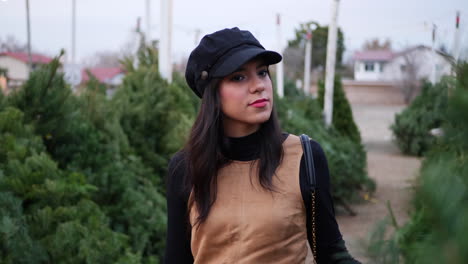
212, 46, 282, 78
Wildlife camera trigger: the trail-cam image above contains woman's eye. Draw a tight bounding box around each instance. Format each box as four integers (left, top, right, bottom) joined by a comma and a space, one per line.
231, 74, 245, 81
258, 69, 268, 77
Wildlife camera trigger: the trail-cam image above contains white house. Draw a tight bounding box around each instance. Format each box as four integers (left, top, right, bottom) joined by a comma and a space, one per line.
80, 67, 126, 97
382, 45, 453, 84
0, 52, 53, 89
354, 50, 394, 81
353, 46, 453, 83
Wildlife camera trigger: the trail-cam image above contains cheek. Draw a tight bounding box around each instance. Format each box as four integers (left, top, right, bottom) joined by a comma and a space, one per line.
264, 80, 274, 102
219, 85, 244, 105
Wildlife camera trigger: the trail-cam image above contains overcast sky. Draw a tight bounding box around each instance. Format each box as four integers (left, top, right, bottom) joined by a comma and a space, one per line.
1, 0, 467, 64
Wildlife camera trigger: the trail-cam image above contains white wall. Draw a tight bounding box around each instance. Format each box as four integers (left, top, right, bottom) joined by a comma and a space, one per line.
383, 48, 452, 83
0, 56, 29, 81
107, 73, 125, 86
354, 61, 387, 81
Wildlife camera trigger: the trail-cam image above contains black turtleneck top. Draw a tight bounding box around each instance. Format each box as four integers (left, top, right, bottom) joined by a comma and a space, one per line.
164, 131, 357, 264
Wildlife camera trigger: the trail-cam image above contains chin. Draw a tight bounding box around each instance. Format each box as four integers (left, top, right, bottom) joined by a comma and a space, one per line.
251, 112, 272, 124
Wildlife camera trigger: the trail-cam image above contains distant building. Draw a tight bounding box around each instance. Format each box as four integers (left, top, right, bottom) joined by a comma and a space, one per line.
0, 53, 127, 97
79, 67, 126, 97
353, 46, 453, 83
354, 50, 394, 81
382, 45, 453, 84
63, 63, 82, 89
0, 52, 53, 91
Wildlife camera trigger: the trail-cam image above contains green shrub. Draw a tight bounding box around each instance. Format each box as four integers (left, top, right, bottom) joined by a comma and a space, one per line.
0, 91, 5, 111
391, 79, 449, 156
317, 75, 362, 144
364, 63, 468, 264
5, 54, 167, 263
0, 47, 375, 263
276, 86, 374, 202
397, 72, 468, 264
113, 48, 197, 187
456, 62, 468, 89
0, 107, 140, 264
283, 78, 303, 99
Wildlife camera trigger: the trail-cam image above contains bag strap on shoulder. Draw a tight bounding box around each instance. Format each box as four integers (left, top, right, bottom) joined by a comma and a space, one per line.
300, 134, 317, 191
300, 134, 318, 261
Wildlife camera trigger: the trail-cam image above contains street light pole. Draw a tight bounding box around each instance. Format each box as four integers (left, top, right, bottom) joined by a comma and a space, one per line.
453, 11, 461, 62
25, 0, 32, 72
159, 0, 173, 83
324, 0, 340, 127
71, 0, 76, 64
430, 23, 437, 84
146, 0, 151, 41
303, 30, 312, 96
276, 13, 284, 98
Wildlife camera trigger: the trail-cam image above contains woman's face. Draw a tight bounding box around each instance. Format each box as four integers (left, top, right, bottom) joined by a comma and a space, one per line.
218, 58, 273, 137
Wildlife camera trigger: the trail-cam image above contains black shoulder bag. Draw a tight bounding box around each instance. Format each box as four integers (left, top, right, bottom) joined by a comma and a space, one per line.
300, 134, 317, 261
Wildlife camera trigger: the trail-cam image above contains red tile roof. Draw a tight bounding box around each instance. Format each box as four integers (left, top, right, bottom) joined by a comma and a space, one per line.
81, 67, 124, 83
0, 52, 53, 64
353, 50, 394, 61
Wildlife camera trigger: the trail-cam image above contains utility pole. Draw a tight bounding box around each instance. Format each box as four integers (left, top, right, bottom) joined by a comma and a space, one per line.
159, 0, 166, 78
146, 0, 151, 41
430, 23, 437, 84
452, 11, 461, 62
324, 0, 340, 127
25, 0, 32, 72
276, 13, 284, 98
159, 0, 173, 82
134, 17, 142, 69
168, 0, 173, 83
136, 17, 141, 33
303, 30, 312, 96
194, 29, 201, 46
71, 0, 76, 64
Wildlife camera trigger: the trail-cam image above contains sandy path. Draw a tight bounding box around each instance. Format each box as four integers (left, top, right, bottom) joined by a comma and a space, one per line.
305, 86, 421, 263
335, 104, 421, 262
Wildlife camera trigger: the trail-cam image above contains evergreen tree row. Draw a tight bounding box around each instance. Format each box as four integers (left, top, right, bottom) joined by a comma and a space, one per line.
0, 46, 371, 263
363, 63, 468, 264
391, 79, 449, 156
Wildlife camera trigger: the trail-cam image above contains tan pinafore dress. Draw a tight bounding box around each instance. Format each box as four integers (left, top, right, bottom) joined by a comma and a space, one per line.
189, 134, 309, 264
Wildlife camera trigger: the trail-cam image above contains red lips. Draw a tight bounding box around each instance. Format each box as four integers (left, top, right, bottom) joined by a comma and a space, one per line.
249, 98, 269, 105
249, 98, 269, 108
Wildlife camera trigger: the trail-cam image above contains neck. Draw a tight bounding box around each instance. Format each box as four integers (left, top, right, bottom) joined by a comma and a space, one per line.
222, 129, 262, 161
223, 120, 260, 138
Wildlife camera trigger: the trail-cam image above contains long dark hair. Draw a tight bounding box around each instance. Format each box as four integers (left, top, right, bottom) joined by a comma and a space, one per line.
184, 74, 284, 225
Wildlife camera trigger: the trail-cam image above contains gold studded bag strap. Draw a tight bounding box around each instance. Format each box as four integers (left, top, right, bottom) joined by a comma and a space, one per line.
300, 134, 318, 262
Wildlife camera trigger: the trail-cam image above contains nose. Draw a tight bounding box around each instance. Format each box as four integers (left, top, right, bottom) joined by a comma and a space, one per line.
249, 75, 266, 94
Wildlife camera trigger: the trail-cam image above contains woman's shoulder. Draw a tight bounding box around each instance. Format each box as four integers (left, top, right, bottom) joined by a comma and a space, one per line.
168, 150, 187, 172
166, 150, 189, 195
283, 132, 327, 158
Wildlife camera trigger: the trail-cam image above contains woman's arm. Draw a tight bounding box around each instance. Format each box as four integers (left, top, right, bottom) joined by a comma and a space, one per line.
164, 152, 194, 264
300, 140, 361, 264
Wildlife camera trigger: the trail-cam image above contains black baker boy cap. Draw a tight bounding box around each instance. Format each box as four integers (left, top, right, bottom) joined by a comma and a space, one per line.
185, 27, 282, 98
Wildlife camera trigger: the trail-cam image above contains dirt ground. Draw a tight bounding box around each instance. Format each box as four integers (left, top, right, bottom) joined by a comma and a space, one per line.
336, 104, 421, 262
306, 85, 421, 263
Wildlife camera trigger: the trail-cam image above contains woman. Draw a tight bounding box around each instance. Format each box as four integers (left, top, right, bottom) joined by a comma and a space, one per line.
165, 27, 359, 264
